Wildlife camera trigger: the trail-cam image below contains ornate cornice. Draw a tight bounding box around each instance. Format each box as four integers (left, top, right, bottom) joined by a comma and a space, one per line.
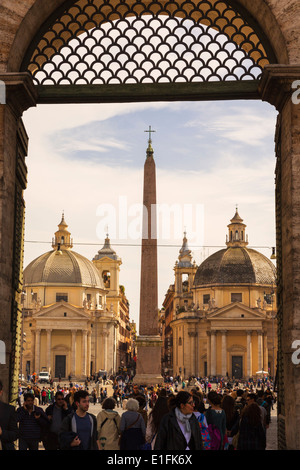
259, 64, 300, 112
0, 72, 37, 117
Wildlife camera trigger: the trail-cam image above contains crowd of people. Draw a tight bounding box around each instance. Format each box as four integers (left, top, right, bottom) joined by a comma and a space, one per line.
0, 375, 275, 451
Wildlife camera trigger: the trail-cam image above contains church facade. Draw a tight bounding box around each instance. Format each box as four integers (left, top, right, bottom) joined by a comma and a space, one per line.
161, 210, 277, 380
21, 214, 131, 381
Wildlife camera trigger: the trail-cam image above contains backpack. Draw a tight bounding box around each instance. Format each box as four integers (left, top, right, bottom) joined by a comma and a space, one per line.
196, 413, 211, 450
207, 424, 221, 450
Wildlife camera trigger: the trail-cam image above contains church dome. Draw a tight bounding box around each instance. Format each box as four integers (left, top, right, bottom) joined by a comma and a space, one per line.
24, 249, 104, 288
193, 246, 276, 286
23, 215, 104, 288
193, 209, 276, 287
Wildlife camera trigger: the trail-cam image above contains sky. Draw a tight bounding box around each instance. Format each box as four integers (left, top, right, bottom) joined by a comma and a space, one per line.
22, 98, 278, 331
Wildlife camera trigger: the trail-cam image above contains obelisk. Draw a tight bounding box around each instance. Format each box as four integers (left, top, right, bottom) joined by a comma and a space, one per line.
134, 127, 163, 385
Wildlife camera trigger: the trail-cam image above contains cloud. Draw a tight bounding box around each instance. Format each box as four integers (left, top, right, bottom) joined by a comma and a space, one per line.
184, 102, 276, 147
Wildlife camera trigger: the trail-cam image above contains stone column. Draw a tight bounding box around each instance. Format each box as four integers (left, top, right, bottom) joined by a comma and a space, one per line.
211, 330, 217, 376
46, 329, 52, 372
206, 331, 211, 376
0, 73, 37, 403
263, 330, 269, 373
221, 330, 227, 376
35, 329, 41, 373
87, 330, 91, 377
246, 331, 253, 377
259, 65, 300, 449
82, 330, 87, 377
188, 331, 197, 376
71, 330, 77, 377
257, 330, 263, 372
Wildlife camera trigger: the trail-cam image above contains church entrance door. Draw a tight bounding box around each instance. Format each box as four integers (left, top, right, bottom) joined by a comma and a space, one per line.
232, 356, 243, 379
55, 355, 66, 379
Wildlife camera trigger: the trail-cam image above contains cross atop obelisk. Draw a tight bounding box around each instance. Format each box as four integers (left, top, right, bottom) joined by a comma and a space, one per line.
144, 125, 155, 142
134, 126, 163, 385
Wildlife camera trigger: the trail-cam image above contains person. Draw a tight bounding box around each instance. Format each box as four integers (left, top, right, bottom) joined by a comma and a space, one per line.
154, 391, 203, 450
192, 394, 211, 450
234, 388, 247, 415
96, 397, 121, 450
205, 391, 226, 450
41, 387, 47, 405
136, 395, 148, 426
237, 402, 266, 450
16, 392, 49, 450
119, 398, 146, 450
256, 390, 271, 429
0, 380, 18, 450
145, 392, 169, 449
59, 389, 98, 450
92, 388, 97, 406
221, 394, 240, 450
44, 391, 72, 450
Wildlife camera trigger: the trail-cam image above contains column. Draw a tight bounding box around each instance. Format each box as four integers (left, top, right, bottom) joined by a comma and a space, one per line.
71, 330, 76, 376
211, 330, 217, 376
35, 329, 41, 373
257, 330, 263, 372
246, 331, 253, 377
46, 329, 52, 372
87, 330, 91, 377
0, 73, 37, 403
259, 65, 300, 449
82, 330, 87, 377
188, 331, 197, 376
221, 330, 227, 376
263, 330, 269, 373
206, 331, 211, 376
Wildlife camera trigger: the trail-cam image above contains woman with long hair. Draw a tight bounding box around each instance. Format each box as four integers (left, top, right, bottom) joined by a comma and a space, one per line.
221, 394, 240, 449
154, 391, 203, 450
205, 391, 226, 450
145, 391, 170, 449
237, 402, 266, 450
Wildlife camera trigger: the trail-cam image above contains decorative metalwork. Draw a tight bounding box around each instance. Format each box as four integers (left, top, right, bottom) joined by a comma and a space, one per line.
23, 0, 271, 86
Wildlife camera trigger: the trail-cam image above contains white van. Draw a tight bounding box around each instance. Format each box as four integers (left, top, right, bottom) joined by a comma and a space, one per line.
38, 371, 50, 383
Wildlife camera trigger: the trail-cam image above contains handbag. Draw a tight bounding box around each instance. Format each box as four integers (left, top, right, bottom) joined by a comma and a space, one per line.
196, 413, 211, 450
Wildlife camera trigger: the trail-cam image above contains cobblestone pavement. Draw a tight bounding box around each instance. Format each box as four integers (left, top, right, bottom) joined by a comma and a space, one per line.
265, 403, 278, 450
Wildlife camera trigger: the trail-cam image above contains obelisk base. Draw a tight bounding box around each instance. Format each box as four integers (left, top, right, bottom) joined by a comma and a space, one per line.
134, 335, 164, 385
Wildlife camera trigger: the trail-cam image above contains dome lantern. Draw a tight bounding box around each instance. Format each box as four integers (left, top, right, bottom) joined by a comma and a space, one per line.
226, 206, 248, 248
52, 212, 73, 250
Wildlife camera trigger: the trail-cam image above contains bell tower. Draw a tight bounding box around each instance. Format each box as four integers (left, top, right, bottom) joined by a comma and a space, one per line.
174, 232, 197, 310
93, 233, 122, 297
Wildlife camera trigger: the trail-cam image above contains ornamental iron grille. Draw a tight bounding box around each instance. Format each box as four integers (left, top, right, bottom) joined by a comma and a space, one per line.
22, 0, 272, 88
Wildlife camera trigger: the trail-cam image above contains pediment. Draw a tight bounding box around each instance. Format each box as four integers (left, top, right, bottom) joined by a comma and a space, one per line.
208, 302, 266, 320
33, 301, 90, 319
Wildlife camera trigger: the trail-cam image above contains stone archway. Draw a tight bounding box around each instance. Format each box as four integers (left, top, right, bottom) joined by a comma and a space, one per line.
1, 0, 300, 450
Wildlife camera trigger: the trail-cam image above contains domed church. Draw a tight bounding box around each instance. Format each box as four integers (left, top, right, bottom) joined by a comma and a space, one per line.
21, 214, 130, 381
161, 209, 277, 380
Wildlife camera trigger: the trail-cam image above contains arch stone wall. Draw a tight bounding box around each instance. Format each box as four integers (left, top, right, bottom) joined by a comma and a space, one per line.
0, 0, 300, 449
